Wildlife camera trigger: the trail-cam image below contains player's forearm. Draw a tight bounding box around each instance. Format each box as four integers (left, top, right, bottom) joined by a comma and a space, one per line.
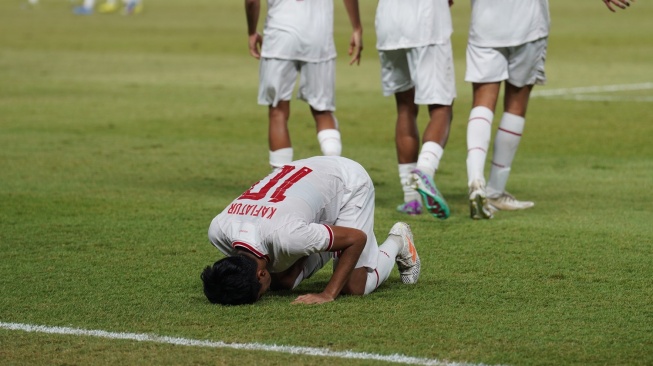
244, 0, 260, 35
322, 240, 364, 299
343, 0, 362, 32
321, 226, 366, 300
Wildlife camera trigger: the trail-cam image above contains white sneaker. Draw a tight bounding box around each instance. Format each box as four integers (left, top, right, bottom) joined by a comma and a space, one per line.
389, 222, 420, 284
469, 179, 493, 220
487, 192, 534, 211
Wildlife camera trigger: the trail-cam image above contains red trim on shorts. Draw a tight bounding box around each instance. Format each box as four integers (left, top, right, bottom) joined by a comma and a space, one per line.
374, 269, 380, 290
323, 224, 334, 251
232, 241, 270, 262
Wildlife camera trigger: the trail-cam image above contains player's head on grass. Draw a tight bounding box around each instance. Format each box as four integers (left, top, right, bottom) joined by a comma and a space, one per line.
201, 253, 270, 305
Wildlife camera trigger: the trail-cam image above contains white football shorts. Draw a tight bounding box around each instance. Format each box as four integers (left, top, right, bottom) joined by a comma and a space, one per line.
465, 37, 548, 87
332, 179, 379, 271
258, 58, 336, 111
378, 41, 456, 106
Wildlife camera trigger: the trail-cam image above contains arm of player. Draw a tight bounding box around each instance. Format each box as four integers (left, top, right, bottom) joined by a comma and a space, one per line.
603, 0, 634, 12
244, 0, 263, 59
343, 0, 363, 66
292, 225, 365, 305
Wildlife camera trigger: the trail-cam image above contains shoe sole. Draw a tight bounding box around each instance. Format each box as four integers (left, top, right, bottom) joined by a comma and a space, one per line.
390, 223, 420, 284
487, 201, 535, 211
411, 171, 450, 219
469, 192, 493, 220
396, 203, 422, 216
400, 257, 420, 284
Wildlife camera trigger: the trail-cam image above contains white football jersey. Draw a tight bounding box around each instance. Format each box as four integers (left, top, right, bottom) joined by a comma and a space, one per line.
208, 156, 372, 273
261, 0, 336, 62
468, 0, 550, 48
375, 0, 453, 50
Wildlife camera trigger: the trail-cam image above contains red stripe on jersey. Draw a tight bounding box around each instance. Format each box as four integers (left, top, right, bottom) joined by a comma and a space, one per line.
232, 241, 270, 262
323, 224, 334, 251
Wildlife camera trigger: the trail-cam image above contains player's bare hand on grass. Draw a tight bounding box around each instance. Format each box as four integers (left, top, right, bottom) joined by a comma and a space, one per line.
603, 0, 634, 12
292, 292, 335, 305
248, 32, 262, 59
349, 29, 363, 65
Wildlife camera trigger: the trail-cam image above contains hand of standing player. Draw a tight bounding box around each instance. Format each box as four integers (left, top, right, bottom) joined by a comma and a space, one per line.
603, 0, 635, 12
248, 32, 263, 59
348, 29, 363, 66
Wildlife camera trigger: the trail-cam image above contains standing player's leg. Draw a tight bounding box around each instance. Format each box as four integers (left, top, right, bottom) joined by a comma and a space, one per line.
465, 43, 512, 219
312, 109, 341, 156
413, 103, 452, 219
377, 49, 423, 216
407, 43, 456, 219
485, 82, 535, 211
259, 59, 299, 170
394, 88, 423, 215
467, 82, 500, 219
268, 101, 293, 168
485, 37, 546, 212
299, 60, 342, 157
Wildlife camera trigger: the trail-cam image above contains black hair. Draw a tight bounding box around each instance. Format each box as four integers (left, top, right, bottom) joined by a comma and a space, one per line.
200, 255, 262, 305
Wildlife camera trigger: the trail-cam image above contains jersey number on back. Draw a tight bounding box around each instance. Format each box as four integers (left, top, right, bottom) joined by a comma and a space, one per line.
238, 165, 313, 203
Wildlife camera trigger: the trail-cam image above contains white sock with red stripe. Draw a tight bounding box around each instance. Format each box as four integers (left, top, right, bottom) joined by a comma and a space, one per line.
317, 129, 342, 156
363, 236, 402, 294
466, 106, 494, 186
398, 163, 420, 203
487, 112, 525, 197
269, 147, 293, 170
416, 141, 443, 178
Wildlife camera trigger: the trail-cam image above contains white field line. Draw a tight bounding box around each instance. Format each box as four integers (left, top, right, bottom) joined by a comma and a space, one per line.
0, 321, 499, 366
547, 94, 653, 102
531, 82, 653, 101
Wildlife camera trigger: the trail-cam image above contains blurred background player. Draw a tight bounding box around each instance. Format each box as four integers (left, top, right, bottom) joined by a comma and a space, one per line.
73, 0, 143, 15
244, 0, 362, 171
465, 0, 636, 220
201, 156, 421, 305
374, 0, 456, 219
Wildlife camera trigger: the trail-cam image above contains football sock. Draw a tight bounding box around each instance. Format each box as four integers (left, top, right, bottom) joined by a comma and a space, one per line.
487, 112, 525, 197
466, 106, 494, 186
269, 147, 293, 169
416, 141, 443, 178
317, 129, 342, 156
364, 235, 402, 294
398, 163, 420, 203
292, 252, 332, 289
83, 0, 95, 9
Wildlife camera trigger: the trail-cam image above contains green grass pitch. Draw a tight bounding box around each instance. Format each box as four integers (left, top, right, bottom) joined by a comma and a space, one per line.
1, 0, 652, 365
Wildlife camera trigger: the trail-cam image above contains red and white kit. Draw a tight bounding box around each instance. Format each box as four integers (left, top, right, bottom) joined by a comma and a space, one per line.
208, 156, 379, 273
